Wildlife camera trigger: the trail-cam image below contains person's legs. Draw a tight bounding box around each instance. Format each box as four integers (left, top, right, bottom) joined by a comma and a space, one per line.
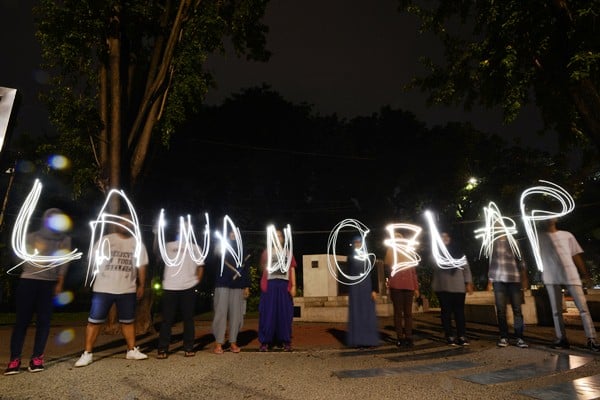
452, 292, 467, 338
258, 283, 276, 346
180, 288, 197, 352
400, 290, 414, 339
568, 285, 597, 339
390, 289, 404, 339
158, 290, 177, 352
84, 323, 102, 353
115, 293, 137, 350
84, 292, 115, 352
507, 283, 525, 339
9, 279, 37, 360
436, 291, 454, 338
546, 284, 567, 340
227, 288, 244, 345
492, 282, 510, 339
211, 287, 229, 347
31, 280, 55, 358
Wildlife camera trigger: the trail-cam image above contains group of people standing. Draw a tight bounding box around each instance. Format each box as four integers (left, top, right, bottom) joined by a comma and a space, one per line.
4, 211, 297, 375
3, 209, 599, 376
346, 222, 600, 353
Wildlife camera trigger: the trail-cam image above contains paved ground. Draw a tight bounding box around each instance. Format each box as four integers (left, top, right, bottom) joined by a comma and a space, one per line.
1, 311, 600, 400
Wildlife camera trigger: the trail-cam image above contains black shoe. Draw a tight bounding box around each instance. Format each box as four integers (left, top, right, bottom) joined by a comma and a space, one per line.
550, 338, 570, 349
455, 337, 470, 346
587, 339, 600, 352
446, 336, 456, 346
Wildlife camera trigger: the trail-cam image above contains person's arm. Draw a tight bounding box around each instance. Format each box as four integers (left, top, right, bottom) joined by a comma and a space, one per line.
289, 265, 297, 297
519, 260, 529, 290
573, 253, 592, 287
464, 263, 474, 294
54, 274, 65, 295
136, 264, 147, 300
197, 264, 205, 282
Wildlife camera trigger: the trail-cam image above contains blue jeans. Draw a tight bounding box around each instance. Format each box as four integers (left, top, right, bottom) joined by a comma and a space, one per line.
492, 282, 524, 339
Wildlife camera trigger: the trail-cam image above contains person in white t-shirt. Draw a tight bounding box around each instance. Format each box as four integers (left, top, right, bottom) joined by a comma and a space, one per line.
75, 215, 149, 367
157, 239, 205, 358
540, 218, 599, 352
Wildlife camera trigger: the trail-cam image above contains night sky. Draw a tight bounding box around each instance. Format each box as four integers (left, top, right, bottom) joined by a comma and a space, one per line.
0, 0, 555, 152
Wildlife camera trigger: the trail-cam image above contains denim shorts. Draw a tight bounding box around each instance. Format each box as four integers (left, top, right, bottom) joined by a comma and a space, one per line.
88, 292, 136, 324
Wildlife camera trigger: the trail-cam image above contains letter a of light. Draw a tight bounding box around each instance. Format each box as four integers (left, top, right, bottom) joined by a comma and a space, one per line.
86, 189, 144, 286
474, 202, 521, 260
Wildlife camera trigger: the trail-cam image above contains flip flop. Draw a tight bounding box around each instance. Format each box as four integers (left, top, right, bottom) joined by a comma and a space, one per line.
230, 344, 241, 353
157, 351, 168, 359
184, 351, 195, 357
213, 347, 224, 355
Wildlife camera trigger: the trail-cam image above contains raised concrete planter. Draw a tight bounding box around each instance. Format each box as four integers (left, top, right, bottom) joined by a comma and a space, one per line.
464, 290, 539, 326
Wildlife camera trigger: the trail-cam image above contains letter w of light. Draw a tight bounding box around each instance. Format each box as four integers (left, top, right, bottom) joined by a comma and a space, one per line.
157, 210, 210, 272
266, 224, 293, 274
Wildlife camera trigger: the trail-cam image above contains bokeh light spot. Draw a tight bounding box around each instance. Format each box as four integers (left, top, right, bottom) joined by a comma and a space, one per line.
54, 290, 74, 307
47, 155, 70, 170
46, 213, 73, 233
55, 329, 75, 345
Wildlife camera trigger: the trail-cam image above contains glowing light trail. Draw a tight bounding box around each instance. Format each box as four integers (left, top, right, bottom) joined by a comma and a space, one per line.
266, 224, 294, 274
520, 180, 575, 271
9, 180, 82, 275
86, 189, 144, 286
383, 223, 422, 276
157, 210, 210, 274
326, 219, 376, 285
424, 211, 467, 269
474, 202, 521, 260
215, 216, 243, 277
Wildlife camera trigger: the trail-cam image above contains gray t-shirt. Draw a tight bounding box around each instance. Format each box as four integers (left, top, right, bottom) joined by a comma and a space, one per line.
19, 231, 71, 281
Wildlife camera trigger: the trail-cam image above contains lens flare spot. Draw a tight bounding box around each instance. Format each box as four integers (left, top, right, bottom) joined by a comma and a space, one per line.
46, 213, 72, 232
48, 155, 70, 170
54, 290, 74, 306
55, 329, 75, 345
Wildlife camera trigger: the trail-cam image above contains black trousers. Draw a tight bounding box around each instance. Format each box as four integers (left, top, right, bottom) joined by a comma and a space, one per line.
435, 291, 466, 338
158, 288, 196, 352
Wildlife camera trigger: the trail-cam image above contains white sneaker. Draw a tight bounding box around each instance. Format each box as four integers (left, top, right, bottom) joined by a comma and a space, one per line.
74, 351, 93, 367
497, 338, 509, 347
126, 347, 148, 360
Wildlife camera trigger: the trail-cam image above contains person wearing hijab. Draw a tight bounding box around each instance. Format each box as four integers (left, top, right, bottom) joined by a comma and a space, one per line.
346, 236, 380, 348
5, 209, 73, 375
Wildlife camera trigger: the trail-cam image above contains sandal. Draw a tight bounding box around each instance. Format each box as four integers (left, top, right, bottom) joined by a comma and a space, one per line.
230, 343, 241, 353
213, 346, 224, 355
157, 350, 168, 359
184, 351, 195, 357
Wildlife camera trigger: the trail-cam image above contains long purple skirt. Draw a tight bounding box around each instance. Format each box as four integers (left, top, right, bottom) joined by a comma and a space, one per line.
258, 279, 293, 344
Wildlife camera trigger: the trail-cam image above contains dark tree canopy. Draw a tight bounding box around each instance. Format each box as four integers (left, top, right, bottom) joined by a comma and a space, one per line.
399, 0, 600, 151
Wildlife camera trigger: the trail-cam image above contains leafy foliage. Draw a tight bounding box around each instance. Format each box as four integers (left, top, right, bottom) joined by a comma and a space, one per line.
399, 0, 600, 150
34, 0, 270, 195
